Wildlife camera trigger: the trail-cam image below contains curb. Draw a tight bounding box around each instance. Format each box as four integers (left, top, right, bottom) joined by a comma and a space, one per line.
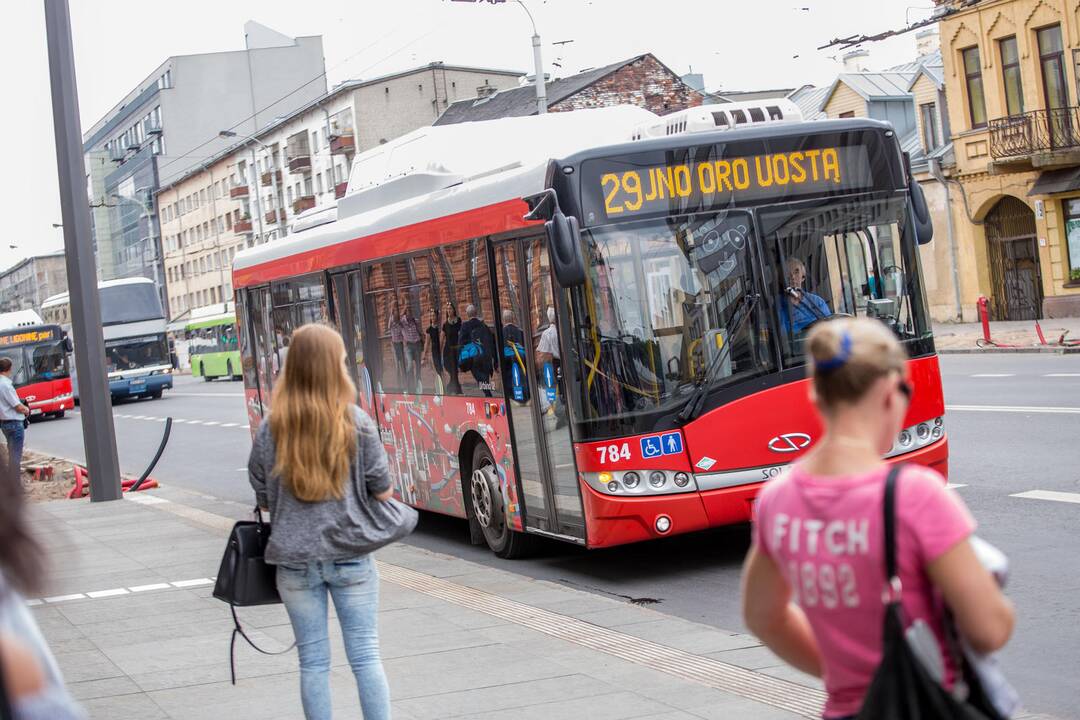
938, 346, 1080, 355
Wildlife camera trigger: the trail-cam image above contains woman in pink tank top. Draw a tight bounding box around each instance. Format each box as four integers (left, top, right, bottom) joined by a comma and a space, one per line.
741, 318, 1014, 719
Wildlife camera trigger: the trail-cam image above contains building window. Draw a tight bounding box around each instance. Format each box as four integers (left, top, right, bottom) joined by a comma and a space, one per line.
962, 46, 987, 128
838, 111, 855, 119
1001, 37, 1025, 115
1064, 199, 1080, 283
1037, 25, 1069, 111
920, 102, 939, 152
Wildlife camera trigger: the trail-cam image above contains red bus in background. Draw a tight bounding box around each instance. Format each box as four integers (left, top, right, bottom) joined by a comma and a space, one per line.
231, 102, 947, 557
0, 324, 73, 419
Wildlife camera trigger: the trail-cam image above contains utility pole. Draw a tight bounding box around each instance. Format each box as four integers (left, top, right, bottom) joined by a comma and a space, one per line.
452, 0, 546, 114
43, 0, 122, 502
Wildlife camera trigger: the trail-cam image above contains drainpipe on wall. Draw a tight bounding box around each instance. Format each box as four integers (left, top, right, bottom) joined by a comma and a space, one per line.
928, 158, 964, 322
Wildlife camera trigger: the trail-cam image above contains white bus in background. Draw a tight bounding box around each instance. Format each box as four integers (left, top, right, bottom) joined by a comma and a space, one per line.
41, 277, 173, 401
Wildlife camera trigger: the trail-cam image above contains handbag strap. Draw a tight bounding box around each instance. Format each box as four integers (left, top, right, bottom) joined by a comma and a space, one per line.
882, 463, 904, 601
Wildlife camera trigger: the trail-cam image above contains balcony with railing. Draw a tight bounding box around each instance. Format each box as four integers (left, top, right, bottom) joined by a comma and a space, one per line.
234, 217, 252, 234
229, 184, 249, 199
334, 181, 348, 199
260, 169, 282, 187
292, 195, 315, 214
286, 132, 311, 173
265, 209, 281, 224
329, 108, 355, 155
989, 107, 1080, 169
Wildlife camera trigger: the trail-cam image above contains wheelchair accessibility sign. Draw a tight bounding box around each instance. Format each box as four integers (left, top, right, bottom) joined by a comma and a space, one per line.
640, 432, 683, 459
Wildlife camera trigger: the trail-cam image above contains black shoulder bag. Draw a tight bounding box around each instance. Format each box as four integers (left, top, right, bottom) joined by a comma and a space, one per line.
212, 507, 295, 684
856, 466, 1005, 720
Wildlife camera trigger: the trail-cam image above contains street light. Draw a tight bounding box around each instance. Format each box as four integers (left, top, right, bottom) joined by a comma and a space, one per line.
452, 0, 547, 114
219, 130, 285, 241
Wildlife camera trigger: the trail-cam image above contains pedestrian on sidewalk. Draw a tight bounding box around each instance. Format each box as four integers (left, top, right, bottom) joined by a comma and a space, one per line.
248, 324, 395, 720
0, 448, 85, 718
741, 318, 1014, 719
0, 357, 30, 472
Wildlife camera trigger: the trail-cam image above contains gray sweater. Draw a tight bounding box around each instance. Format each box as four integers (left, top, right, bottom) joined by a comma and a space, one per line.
248, 405, 394, 565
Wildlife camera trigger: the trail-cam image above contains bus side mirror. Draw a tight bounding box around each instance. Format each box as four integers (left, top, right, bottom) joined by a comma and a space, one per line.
546, 212, 586, 288
910, 182, 934, 246
63, 335, 73, 353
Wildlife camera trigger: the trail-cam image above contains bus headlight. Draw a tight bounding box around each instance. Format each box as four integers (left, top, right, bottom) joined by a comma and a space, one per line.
622, 472, 641, 489
583, 470, 697, 496
648, 471, 666, 489
886, 417, 944, 458
673, 472, 690, 488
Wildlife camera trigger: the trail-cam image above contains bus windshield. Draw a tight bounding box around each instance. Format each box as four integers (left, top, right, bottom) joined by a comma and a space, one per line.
27, 340, 69, 383
105, 334, 169, 373
571, 195, 930, 435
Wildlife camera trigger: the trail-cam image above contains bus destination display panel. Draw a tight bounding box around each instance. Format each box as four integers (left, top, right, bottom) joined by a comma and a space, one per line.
0, 328, 57, 347
580, 135, 892, 225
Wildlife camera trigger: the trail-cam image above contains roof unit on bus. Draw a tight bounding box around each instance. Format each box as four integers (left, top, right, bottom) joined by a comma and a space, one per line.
0, 310, 45, 329
291, 203, 338, 234
334, 105, 658, 222
629, 100, 804, 141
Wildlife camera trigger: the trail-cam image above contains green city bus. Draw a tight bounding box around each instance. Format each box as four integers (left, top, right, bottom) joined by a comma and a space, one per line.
187, 314, 241, 381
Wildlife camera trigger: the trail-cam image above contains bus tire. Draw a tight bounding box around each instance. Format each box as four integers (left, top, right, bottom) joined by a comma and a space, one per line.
469, 443, 533, 559
150, 390, 162, 400
53, 410, 65, 419
227, 361, 240, 381
203, 373, 213, 382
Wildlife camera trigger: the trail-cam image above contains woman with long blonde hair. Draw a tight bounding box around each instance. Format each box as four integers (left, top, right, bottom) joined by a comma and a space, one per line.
249, 324, 394, 720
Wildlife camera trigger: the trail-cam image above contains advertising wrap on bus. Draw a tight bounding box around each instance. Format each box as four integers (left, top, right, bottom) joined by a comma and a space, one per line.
229, 109, 947, 557
0, 324, 73, 419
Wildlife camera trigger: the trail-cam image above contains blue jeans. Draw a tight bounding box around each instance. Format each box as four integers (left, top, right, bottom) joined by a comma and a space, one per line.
276, 555, 390, 720
1, 420, 24, 471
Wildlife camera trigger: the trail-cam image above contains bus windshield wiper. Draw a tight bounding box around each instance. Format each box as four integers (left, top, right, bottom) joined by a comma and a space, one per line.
676, 293, 759, 425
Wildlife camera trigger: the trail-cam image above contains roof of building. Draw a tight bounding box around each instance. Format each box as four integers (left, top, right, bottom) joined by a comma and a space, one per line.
434, 54, 688, 126
0, 250, 66, 279
788, 85, 829, 121
886, 49, 943, 75
708, 88, 796, 103
156, 61, 526, 194
907, 62, 945, 92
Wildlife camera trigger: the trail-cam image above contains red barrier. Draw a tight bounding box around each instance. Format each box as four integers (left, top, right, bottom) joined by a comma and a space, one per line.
67, 465, 159, 499
978, 296, 992, 343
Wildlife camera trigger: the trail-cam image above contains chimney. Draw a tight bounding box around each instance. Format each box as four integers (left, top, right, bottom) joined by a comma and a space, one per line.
842, 49, 870, 73
916, 28, 940, 57
476, 84, 498, 99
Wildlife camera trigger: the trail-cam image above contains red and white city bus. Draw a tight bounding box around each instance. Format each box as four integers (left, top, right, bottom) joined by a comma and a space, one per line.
0, 311, 73, 420
232, 102, 948, 557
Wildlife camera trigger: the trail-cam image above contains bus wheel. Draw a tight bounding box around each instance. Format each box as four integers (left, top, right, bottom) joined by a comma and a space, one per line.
469, 443, 532, 559
150, 390, 162, 400
203, 373, 213, 383
53, 410, 66, 419
227, 361, 240, 381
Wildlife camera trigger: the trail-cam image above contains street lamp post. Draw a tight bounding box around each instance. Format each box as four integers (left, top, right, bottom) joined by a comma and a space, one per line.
220, 131, 286, 241
453, 0, 546, 114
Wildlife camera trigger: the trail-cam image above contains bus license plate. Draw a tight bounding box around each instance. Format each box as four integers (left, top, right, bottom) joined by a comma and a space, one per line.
30, 408, 41, 416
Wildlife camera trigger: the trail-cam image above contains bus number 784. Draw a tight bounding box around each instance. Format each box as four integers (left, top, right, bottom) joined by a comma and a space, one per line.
597, 443, 632, 464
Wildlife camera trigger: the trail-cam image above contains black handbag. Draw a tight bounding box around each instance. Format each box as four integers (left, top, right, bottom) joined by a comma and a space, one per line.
856, 466, 1005, 720
213, 507, 294, 684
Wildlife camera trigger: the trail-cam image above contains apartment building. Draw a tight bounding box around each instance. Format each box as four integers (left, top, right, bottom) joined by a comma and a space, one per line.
937, 0, 1080, 319
0, 252, 68, 314
82, 21, 326, 316
156, 62, 522, 321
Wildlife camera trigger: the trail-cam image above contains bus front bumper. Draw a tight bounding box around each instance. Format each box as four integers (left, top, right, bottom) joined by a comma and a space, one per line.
27, 394, 74, 417
579, 436, 949, 549
109, 374, 173, 398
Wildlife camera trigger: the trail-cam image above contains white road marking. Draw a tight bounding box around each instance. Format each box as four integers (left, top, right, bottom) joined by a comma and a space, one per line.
169, 392, 245, 398
44, 593, 85, 603
221, 422, 238, 428
1010, 490, 1080, 505
946, 483, 968, 489
235, 468, 248, 472
129, 583, 171, 593
946, 404, 1080, 414
170, 578, 212, 588
203, 421, 220, 426
86, 588, 129, 599
26, 599, 43, 607
125, 493, 168, 505
970, 373, 1014, 378
1045, 373, 1080, 377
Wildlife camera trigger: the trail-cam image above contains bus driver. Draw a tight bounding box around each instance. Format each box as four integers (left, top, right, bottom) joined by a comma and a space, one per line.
779, 256, 831, 336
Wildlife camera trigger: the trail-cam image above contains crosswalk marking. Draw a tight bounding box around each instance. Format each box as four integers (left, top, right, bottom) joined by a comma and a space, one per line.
1044, 373, 1080, 377
1010, 490, 1080, 505
947, 404, 1080, 414
971, 373, 1014, 378
945, 483, 968, 489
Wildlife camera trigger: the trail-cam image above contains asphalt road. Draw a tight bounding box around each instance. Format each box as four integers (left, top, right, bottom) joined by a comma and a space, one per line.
24, 355, 1080, 717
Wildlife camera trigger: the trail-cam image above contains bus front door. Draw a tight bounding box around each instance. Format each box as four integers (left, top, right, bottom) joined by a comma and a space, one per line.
492, 237, 584, 541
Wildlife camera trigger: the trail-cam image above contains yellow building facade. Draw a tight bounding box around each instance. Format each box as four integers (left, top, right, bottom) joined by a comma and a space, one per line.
939, 0, 1080, 319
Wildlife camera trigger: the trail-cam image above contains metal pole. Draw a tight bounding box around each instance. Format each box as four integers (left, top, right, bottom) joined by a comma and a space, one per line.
929, 159, 963, 322
268, 154, 286, 239
43, 0, 122, 502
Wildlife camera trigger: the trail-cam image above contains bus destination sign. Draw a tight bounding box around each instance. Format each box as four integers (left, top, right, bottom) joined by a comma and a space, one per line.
585, 145, 874, 222
0, 328, 55, 347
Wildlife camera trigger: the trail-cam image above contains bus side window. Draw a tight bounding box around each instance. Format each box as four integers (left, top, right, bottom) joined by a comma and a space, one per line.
456, 238, 501, 399
363, 261, 400, 394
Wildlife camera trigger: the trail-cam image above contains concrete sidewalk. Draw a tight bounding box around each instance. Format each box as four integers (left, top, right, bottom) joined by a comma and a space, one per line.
933, 317, 1080, 353
26, 488, 822, 720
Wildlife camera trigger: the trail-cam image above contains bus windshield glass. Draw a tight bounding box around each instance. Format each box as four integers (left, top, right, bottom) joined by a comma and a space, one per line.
105, 334, 169, 373
27, 340, 69, 383
100, 282, 164, 325
572, 211, 776, 431
570, 196, 931, 435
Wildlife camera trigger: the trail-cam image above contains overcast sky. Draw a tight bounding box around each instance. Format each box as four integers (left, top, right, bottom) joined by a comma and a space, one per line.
1, 0, 932, 271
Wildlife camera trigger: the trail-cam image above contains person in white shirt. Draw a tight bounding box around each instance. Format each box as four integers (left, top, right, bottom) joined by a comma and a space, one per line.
535, 307, 565, 426
0, 357, 30, 472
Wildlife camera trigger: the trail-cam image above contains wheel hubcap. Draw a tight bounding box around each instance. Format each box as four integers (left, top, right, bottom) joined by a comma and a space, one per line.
471, 462, 497, 529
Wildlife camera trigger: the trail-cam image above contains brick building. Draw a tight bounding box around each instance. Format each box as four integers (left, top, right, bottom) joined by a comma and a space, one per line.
0, 252, 68, 314
435, 54, 703, 125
